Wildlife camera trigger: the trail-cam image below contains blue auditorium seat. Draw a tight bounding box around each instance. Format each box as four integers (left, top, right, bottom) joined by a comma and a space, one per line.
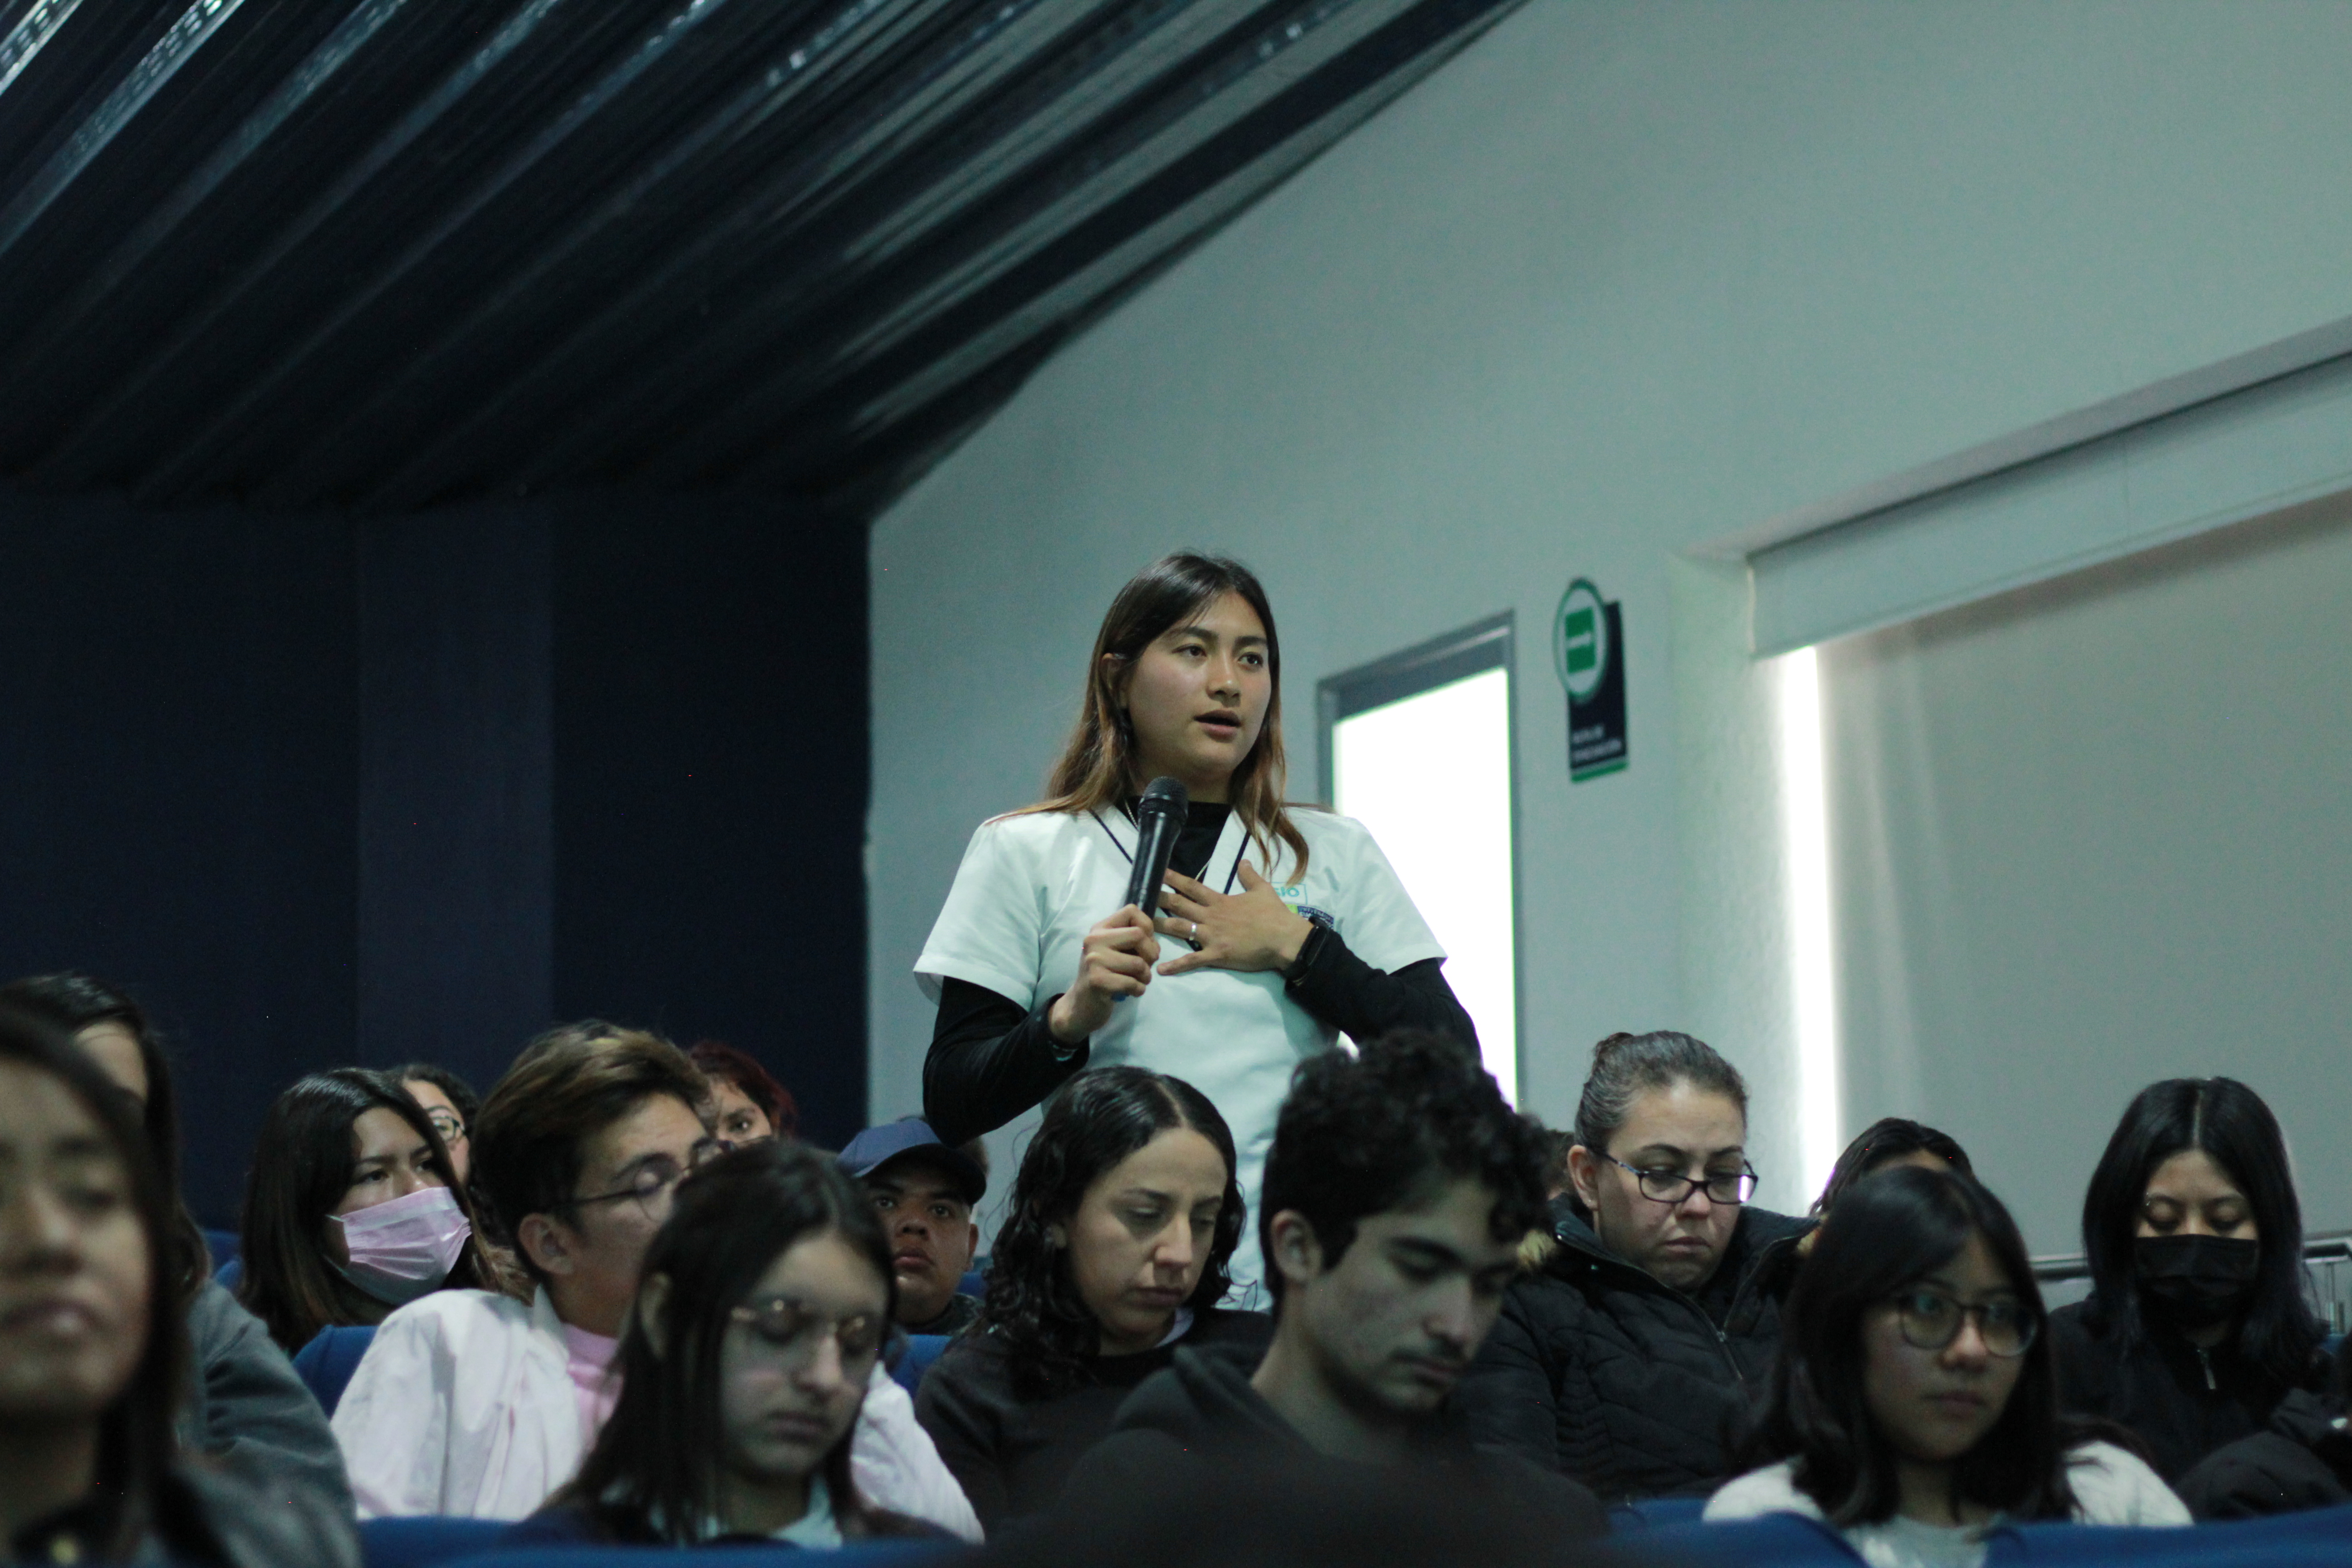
892, 1333, 952, 1397
202, 1228, 240, 1272
1607, 1494, 1708, 1530
1991, 1502, 2352, 1562
444, 1541, 960, 1568
1600, 1513, 1855, 1565
361, 1518, 510, 1568
294, 1323, 378, 1416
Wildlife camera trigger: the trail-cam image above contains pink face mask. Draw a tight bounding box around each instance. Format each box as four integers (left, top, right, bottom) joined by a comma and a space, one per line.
332, 1185, 471, 1306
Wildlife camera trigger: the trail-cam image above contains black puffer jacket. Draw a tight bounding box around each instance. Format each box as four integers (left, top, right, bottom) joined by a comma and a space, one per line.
2174, 1388, 2352, 1519
1456, 1198, 1810, 1501
2048, 1296, 2325, 1482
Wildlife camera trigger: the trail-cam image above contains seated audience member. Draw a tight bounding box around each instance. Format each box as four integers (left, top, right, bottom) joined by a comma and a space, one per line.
1, 973, 353, 1512
331, 1026, 980, 1538
1061, 1033, 1604, 1535
1534, 1122, 1575, 1202
1457, 1030, 1810, 1499
510, 1141, 945, 1546
1817, 1119, 1973, 1215
1798, 1118, 1975, 1258
1708, 1165, 2187, 1560
0, 1002, 360, 1568
395, 1062, 479, 1184
2177, 1346, 2352, 1518
843, 1117, 986, 1337
238, 1068, 502, 1352
916, 1067, 1272, 1529
2048, 1078, 2327, 1481
690, 1039, 799, 1145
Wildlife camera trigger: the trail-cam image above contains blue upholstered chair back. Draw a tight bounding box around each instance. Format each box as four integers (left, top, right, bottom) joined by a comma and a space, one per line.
293, 1323, 378, 1417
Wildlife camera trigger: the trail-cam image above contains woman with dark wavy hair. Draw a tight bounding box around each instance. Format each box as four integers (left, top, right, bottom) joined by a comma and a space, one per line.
914, 1067, 1269, 1529
2049, 1078, 2328, 1481
1708, 1166, 2186, 1563
915, 551, 1475, 1294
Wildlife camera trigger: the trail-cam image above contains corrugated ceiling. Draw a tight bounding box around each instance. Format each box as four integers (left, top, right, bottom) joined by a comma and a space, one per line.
0, 0, 1522, 516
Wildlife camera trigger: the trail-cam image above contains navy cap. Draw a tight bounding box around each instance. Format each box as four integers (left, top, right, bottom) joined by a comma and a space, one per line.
839, 1117, 985, 1205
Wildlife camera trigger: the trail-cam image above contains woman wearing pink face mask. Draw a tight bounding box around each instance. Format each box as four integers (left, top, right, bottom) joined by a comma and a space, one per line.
239, 1069, 511, 1353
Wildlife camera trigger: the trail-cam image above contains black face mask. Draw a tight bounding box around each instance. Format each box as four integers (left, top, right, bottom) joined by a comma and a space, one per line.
2134, 1234, 2260, 1331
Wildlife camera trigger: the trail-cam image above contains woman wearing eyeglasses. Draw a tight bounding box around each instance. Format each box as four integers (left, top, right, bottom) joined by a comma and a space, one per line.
1706, 1166, 2186, 1563
510, 1142, 941, 1546
396, 1061, 480, 1184
1457, 1031, 1812, 1500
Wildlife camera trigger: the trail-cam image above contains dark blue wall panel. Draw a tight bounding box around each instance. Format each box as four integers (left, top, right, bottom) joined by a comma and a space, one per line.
0, 495, 359, 1226
0, 485, 867, 1226
357, 506, 554, 1091
551, 492, 868, 1151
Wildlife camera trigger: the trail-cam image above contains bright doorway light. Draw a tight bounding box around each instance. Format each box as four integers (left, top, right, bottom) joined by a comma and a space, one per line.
1778, 646, 1839, 1203
1331, 666, 1518, 1102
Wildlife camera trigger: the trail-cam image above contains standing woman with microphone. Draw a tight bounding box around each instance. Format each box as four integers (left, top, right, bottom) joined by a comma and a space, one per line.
917, 552, 1476, 1292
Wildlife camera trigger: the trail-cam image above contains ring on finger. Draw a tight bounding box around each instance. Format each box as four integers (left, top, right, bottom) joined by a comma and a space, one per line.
1188, 919, 1200, 943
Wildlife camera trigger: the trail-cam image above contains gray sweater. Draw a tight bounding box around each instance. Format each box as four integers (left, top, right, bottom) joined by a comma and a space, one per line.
180, 1279, 355, 1515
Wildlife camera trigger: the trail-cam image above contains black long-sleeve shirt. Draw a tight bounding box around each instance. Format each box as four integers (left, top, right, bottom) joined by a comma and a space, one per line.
922, 802, 1477, 1146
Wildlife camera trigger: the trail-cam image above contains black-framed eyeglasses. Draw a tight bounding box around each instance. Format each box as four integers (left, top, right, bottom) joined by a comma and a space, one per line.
1602, 1154, 1757, 1206
554, 1140, 724, 1223
1883, 1289, 2038, 1357
423, 1109, 467, 1146
730, 1294, 885, 1369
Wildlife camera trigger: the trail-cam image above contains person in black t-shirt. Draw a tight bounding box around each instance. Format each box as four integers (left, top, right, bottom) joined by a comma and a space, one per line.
914, 1067, 1270, 1530
1061, 1031, 1604, 1538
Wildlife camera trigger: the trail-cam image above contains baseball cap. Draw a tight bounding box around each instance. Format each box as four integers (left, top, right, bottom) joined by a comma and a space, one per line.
838, 1117, 986, 1205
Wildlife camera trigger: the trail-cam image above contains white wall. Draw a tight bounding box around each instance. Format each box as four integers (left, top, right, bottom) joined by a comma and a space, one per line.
869, 0, 2352, 1218
1826, 492, 2352, 1250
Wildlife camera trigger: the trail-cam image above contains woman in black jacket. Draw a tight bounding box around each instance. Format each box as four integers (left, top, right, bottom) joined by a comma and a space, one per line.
1458, 1030, 1810, 1500
2175, 1350, 2352, 1519
915, 1067, 1272, 1529
2049, 1078, 2329, 1482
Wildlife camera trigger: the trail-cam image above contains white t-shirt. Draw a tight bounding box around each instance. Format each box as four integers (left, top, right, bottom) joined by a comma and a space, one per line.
916, 804, 1443, 1293
1703, 1442, 2189, 1568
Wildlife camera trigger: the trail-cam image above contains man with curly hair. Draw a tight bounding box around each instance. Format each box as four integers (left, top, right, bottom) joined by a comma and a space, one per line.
1057, 1031, 1604, 1534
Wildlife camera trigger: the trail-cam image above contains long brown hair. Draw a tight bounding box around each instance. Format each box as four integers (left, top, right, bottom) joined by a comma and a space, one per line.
1017, 552, 1311, 875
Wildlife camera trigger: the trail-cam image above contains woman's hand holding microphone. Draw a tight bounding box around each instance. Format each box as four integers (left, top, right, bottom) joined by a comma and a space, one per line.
1045, 863, 1315, 1045
1046, 906, 1161, 1044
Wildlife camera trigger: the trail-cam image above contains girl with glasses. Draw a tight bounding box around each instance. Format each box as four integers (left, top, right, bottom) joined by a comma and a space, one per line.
512, 1141, 940, 1547
1707, 1165, 2187, 1564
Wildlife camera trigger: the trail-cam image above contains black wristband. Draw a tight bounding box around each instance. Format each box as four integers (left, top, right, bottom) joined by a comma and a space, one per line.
1282, 922, 1331, 987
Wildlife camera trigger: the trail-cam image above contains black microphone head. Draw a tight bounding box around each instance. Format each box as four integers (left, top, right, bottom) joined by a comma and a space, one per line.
1137, 775, 1190, 825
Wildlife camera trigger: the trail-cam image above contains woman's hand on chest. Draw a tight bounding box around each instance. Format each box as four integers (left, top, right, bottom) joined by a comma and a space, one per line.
1152, 862, 1312, 976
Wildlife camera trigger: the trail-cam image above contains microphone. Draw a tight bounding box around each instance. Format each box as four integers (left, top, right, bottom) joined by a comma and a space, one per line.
1124, 776, 1190, 920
